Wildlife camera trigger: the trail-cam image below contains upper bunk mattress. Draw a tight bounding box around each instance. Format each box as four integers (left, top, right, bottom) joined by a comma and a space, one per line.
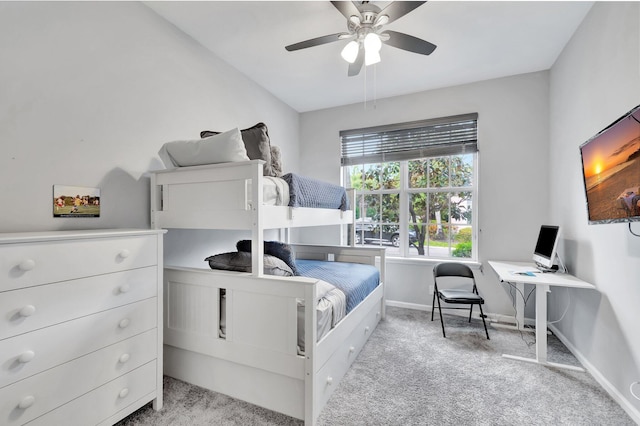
283, 173, 349, 211
295, 259, 380, 313
253, 174, 349, 210
262, 176, 290, 206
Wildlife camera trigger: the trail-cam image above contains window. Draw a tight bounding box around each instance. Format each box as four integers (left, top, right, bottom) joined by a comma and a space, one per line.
341, 114, 478, 260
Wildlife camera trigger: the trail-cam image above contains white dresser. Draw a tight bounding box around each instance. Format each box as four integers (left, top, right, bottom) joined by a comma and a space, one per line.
0, 229, 165, 426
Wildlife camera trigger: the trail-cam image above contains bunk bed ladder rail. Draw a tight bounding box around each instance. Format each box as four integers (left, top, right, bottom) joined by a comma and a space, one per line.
346, 188, 356, 247
250, 160, 265, 277
303, 283, 318, 425
150, 172, 161, 229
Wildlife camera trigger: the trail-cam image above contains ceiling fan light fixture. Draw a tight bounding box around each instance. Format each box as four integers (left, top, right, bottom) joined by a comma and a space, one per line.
364, 48, 381, 66
374, 14, 389, 27
363, 32, 382, 66
364, 32, 382, 52
341, 40, 360, 63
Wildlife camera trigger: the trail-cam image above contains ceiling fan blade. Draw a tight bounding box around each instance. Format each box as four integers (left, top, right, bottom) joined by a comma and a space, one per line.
331, 1, 361, 21
348, 48, 364, 77
378, 1, 427, 24
285, 33, 349, 51
382, 30, 436, 55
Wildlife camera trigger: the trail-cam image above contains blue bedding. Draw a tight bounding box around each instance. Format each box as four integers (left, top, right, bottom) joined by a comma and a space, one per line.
296, 259, 380, 313
282, 173, 349, 211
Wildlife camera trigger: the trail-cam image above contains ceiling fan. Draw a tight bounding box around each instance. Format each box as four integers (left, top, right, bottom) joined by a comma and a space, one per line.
285, 1, 437, 77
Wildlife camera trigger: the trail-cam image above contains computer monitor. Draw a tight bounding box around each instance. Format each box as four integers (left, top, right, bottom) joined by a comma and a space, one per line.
532, 225, 561, 270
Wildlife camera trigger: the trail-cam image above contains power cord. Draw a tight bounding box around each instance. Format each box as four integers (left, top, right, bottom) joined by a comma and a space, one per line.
629, 222, 640, 237
548, 286, 571, 325
504, 280, 571, 343
631, 381, 640, 401
556, 253, 568, 274
629, 382, 640, 400
505, 281, 536, 347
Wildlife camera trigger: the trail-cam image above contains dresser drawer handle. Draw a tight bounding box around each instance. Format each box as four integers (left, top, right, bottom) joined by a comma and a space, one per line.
118, 388, 129, 399
326, 376, 333, 385
19, 350, 35, 363
118, 318, 130, 329
18, 395, 35, 409
349, 346, 355, 353
365, 326, 370, 333
119, 284, 131, 294
118, 249, 131, 259
19, 259, 36, 271
19, 305, 36, 317
119, 353, 130, 364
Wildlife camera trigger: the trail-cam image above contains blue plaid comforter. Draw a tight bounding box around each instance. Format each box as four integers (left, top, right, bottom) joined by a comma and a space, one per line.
282, 173, 349, 211
295, 259, 380, 313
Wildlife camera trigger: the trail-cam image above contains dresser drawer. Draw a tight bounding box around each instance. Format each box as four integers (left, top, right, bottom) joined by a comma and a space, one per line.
0, 235, 158, 292
8, 360, 157, 426
1, 266, 157, 340
0, 298, 157, 388
0, 332, 157, 425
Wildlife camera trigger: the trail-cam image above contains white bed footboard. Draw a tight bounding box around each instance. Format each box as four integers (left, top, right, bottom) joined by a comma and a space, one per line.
162, 245, 385, 425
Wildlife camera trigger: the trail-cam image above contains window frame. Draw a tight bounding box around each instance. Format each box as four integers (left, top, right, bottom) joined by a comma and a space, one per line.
340, 114, 478, 261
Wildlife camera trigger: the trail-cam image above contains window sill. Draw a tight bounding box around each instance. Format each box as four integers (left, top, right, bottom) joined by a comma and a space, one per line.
385, 255, 481, 270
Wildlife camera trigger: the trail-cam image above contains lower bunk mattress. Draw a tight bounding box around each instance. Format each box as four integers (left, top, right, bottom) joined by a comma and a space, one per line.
219, 259, 380, 352
296, 260, 380, 314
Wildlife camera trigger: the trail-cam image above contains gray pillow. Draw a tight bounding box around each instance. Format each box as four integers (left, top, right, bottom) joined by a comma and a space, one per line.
270, 145, 283, 177
236, 239, 298, 276
204, 251, 294, 276
201, 123, 274, 177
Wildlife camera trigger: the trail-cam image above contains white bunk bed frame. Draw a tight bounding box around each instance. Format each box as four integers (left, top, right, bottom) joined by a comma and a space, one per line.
150, 160, 386, 425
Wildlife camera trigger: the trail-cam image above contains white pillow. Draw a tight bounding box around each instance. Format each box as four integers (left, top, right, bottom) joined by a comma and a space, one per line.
158, 127, 249, 169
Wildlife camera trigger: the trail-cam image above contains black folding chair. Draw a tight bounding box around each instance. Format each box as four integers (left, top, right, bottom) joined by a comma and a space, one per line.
431, 262, 489, 339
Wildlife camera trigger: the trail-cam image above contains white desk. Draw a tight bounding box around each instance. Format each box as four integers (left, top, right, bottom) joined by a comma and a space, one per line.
488, 260, 595, 372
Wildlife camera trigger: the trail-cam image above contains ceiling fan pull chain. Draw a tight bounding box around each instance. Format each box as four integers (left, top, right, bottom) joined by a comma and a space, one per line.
363, 62, 367, 109
373, 64, 377, 109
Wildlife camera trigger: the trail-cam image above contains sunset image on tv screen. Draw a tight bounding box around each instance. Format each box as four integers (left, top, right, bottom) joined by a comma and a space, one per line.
580, 105, 640, 223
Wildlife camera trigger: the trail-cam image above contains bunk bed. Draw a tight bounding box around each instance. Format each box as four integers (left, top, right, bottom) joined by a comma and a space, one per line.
150, 159, 386, 425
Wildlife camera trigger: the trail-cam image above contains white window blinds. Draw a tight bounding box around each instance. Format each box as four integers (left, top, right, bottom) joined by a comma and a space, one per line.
340, 113, 478, 166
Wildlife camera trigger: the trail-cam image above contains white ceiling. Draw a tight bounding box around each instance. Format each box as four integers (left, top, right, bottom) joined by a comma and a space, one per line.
145, 1, 593, 113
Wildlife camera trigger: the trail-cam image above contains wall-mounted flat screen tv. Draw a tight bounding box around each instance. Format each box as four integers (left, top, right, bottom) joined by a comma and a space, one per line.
580, 104, 640, 224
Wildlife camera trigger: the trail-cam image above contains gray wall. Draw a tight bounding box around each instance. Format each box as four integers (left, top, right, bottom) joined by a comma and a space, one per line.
0, 1, 299, 236
299, 71, 551, 320
549, 1, 640, 417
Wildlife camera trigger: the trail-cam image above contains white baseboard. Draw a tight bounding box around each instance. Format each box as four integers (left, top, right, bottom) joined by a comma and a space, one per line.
385, 300, 531, 326
385, 300, 430, 312
548, 323, 640, 424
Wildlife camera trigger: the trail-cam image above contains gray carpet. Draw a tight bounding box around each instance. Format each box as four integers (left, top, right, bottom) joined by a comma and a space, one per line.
116, 307, 634, 425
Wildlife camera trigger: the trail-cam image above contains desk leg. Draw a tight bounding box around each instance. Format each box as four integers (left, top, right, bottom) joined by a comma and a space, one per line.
535, 284, 548, 363
516, 282, 525, 331
502, 283, 585, 372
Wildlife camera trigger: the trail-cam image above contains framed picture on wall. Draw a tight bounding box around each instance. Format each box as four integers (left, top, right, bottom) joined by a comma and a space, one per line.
53, 185, 100, 218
